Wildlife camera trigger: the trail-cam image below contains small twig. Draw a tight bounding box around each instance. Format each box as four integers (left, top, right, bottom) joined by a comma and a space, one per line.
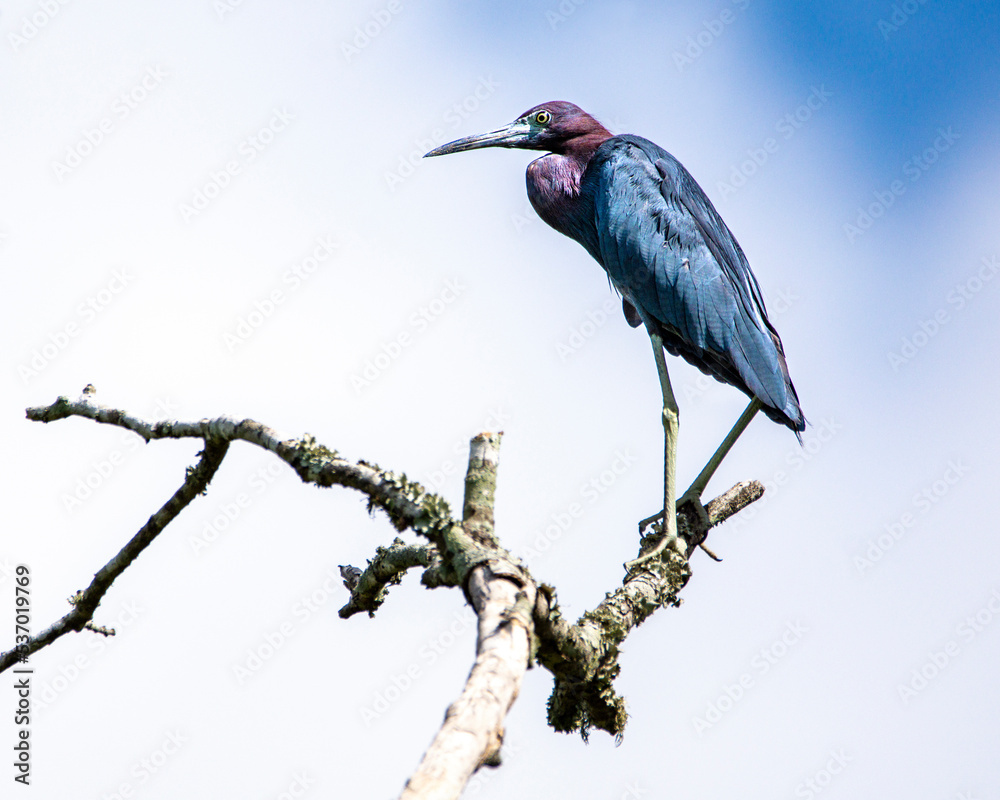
0, 439, 228, 673
339, 539, 437, 618
704, 479, 765, 527
698, 543, 723, 561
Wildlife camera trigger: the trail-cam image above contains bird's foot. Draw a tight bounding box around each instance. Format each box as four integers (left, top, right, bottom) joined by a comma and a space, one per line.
637, 509, 663, 536
675, 489, 722, 561
630, 491, 720, 571
626, 512, 685, 573
637, 490, 708, 535
676, 489, 710, 532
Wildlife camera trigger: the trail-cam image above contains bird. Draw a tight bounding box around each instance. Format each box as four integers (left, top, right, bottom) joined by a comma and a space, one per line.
425, 101, 804, 565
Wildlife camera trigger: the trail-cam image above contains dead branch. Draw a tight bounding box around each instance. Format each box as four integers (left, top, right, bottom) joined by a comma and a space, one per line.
401, 434, 537, 800
12, 388, 767, 800
339, 539, 437, 618
0, 438, 228, 672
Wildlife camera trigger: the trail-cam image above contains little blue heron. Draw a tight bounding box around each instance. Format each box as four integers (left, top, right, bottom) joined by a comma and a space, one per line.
425, 101, 805, 566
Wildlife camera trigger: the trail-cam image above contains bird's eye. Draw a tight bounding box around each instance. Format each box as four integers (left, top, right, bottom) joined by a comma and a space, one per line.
535, 110, 551, 125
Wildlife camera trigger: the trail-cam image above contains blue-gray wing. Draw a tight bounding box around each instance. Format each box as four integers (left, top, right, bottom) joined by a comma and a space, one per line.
586, 135, 804, 433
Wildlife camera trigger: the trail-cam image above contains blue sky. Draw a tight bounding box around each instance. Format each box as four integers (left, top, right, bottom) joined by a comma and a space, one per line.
3, 1, 999, 798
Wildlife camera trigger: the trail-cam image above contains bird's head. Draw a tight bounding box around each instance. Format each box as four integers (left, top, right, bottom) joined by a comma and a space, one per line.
424, 101, 612, 159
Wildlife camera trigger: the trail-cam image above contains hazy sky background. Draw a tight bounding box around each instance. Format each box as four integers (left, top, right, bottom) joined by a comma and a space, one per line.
3, 1, 1000, 797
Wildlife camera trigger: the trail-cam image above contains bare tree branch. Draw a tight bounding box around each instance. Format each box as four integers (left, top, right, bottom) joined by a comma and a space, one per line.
0, 437, 229, 672
401, 433, 537, 800
533, 479, 766, 736
8, 389, 455, 672
339, 539, 438, 619
25, 390, 449, 539
15, 389, 768, 798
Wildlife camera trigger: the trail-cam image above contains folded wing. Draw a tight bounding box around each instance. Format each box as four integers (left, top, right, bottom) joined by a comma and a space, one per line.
585, 135, 804, 434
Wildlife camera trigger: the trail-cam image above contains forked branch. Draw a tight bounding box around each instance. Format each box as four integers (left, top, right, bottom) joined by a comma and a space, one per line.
11, 388, 766, 800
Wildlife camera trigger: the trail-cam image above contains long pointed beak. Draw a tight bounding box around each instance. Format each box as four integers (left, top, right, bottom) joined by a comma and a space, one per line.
424, 119, 532, 157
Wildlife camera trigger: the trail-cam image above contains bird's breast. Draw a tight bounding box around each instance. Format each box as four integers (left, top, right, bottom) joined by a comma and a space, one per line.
525, 155, 596, 252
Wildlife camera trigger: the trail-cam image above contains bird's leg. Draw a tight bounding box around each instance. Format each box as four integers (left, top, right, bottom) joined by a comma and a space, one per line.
677, 398, 761, 516
633, 397, 762, 566
626, 333, 683, 571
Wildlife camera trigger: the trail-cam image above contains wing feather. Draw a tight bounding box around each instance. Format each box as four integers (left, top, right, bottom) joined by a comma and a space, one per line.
583, 135, 804, 432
